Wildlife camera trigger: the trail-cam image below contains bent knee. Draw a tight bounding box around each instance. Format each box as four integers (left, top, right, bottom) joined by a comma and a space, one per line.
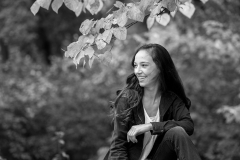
166, 126, 188, 137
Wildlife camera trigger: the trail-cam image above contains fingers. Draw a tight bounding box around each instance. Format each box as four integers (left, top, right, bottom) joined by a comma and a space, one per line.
127, 129, 138, 143
132, 136, 138, 143
127, 134, 138, 143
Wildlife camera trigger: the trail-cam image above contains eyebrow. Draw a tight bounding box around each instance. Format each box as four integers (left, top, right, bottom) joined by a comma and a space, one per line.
134, 62, 150, 64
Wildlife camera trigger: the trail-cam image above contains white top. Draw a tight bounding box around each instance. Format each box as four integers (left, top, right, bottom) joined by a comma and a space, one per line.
139, 107, 160, 160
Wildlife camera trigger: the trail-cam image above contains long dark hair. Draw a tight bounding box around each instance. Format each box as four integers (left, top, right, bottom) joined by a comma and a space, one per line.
112, 44, 191, 123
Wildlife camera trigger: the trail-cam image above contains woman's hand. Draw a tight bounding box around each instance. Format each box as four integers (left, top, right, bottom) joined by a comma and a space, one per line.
127, 123, 153, 143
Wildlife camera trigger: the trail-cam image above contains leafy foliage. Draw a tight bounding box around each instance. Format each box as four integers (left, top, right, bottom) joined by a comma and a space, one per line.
30, 0, 205, 68
217, 105, 240, 123
0, 56, 121, 160
31, 0, 104, 16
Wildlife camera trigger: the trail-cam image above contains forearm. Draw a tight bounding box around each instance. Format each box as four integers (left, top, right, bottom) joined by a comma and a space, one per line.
150, 118, 194, 135
146, 123, 153, 131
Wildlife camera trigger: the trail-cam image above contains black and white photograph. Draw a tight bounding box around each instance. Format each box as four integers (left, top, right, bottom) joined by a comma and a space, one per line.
0, 0, 240, 160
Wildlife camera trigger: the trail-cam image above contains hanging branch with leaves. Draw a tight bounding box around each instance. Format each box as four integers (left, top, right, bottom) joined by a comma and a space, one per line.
31, 0, 208, 68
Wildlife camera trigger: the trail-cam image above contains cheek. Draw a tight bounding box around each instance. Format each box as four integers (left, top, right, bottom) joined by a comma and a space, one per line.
134, 68, 137, 74
149, 69, 160, 80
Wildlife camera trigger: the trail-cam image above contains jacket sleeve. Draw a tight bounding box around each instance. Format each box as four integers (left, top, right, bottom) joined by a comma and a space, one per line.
151, 97, 194, 136
108, 97, 129, 160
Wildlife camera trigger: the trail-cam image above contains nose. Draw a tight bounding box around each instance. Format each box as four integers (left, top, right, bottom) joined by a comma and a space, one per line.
134, 66, 142, 75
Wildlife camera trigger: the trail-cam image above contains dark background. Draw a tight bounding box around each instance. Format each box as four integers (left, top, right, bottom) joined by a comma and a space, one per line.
0, 0, 240, 160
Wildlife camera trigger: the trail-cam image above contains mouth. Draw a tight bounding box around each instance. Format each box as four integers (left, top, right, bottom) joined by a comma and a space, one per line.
137, 76, 146, 81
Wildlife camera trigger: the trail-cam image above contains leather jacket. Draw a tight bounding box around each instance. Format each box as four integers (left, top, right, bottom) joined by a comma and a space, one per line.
104, 91, 194, 160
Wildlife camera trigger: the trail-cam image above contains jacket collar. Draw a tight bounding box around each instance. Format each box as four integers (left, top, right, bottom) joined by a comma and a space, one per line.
136, 91, 175, 124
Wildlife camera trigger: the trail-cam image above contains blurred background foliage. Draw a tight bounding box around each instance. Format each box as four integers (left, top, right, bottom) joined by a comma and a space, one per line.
0, 0, 240, 160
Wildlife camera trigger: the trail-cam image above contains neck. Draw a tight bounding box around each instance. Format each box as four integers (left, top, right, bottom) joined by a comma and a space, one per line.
143, 83, 161, 101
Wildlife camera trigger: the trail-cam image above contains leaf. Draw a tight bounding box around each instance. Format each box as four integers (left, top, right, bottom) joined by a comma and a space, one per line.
98, 50, 112, 66
73, 50, 85, 66
65, 41, 82, 58
103, 20, 112, 30
95, 18, 105, 33
102, 29, 112, 44
64, 0, 78, 12
75, 2, 83, 16
73, 41, 87, 66
156, 13, 171, 26
114, 8, 128, 27
113, 27, 127, 40
161, 0, 168, 8
127, 5, 145, 22
89, 27, 98, 35
179, 2, 195, 18
89, 55, 96, 68
96, 39, 106, 50
84, 46, 95, 58
170, 9, 177, 17
127, 3, 134, 7
30, 1, 40, 15
113, 7, 128, 27
150, 3, 162, 17
61, 152, 69, 159
167, 1, 177, 12
161, 0, 177, 12
83, 59, 86, 68
139, 0, 154, 12
114, 1, 124, 8
58, 140, 65, 145
79, 19, 95, 35
82, 0, 87, 13
105, 14, 114, 20
73, 45, 95, 67
83, 35, 95, 45
179, 0, 190, 3
86, 0, 103, 15
37, 0, 52, 10
147, 16, 155, 29
55, 131, 64, 137
78, 35, 85, 42
103, 14, 113, 30
96, 34, 106, 49
117, 12, 128, 27
112, 18, 118, 25
51, 0, 63, 13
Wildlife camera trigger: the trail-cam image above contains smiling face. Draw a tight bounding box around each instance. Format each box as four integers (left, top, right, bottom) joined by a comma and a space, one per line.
134, 50, 160, 88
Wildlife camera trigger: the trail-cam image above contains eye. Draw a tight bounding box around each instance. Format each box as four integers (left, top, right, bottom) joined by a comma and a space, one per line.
133, 64, 137, 68
142, 64, 148, 67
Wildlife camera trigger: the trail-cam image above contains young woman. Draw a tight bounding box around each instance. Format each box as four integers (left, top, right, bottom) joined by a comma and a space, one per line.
104, 44, 201, 160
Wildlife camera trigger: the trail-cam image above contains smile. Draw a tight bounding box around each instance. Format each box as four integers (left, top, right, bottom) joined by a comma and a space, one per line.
137, 76, 146, 81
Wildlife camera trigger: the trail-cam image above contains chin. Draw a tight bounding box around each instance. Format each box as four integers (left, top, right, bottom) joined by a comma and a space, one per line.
139, 82, 146, 87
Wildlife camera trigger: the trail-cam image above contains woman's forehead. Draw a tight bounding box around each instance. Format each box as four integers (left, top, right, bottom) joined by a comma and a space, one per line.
134, 50, 153, 63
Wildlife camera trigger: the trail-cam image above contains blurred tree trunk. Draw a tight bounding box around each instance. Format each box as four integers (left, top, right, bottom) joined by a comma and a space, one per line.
37, 26, 52, 65
35, 7, 52, 65
0, 39, 9, 63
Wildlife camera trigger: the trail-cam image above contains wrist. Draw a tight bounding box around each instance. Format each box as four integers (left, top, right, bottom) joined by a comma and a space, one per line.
148, 123, 153, 131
